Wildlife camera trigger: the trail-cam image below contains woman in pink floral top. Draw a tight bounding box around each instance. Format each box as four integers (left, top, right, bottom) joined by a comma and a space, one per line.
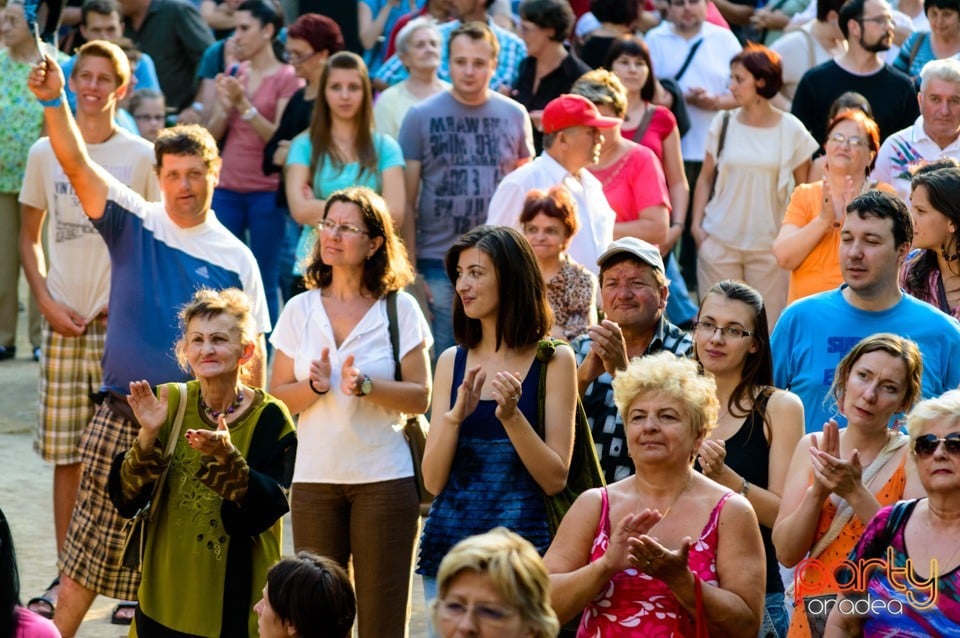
901, 161, 960, 319
544, 353, 765, 637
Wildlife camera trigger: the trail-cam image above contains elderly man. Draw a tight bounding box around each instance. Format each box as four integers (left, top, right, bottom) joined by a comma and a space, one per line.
571, 237, 694, 484
772, 190, 960, 433
28, 54, 268, 637
486, 93, 619, 274
872, 58, 960, 203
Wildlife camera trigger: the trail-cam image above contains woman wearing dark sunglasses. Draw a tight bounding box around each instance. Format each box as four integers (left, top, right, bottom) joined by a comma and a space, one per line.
825, 389, 960, 635
772, 333, 926, 638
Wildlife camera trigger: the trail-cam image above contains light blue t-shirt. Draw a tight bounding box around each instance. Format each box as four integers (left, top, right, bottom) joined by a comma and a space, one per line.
771, 285, 960, 433
361, 0, 425, 76
285, 131, 404, 273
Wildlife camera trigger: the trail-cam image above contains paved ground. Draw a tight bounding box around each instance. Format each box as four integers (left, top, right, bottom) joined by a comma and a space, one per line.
0, 285, 429, 636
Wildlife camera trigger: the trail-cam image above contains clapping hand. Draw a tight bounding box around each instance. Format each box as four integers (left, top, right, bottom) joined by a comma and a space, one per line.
310, 348, 332, 394
492, 371, 522, 421
602, 509, 663, 574
127, 380, 167, 449
446, 364, 484, 425
810, 419, 863, 499
186, 414, 234, 462
586, 320, 629, 377
697, 439, 727, 480
630, 535, 694, 588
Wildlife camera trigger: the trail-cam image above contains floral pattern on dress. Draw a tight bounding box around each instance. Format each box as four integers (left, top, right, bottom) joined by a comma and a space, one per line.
576, 488, 731, 637
0, 50, 58, 193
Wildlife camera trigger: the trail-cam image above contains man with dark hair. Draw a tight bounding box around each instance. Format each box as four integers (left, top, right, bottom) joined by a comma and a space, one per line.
771, 0, 847, 109
399, 21, 533, 356
119, 0, 214, 113
27, 54, 268, 637
792, 0, 918, 142
19, 39, 159, 627
772, 189, 960, 433
374, 0, 526, 89
61, 0, 160, 114
571, 237, 694, 483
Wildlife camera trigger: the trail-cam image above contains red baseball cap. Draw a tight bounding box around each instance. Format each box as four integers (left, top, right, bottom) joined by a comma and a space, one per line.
540, 94, 621, 134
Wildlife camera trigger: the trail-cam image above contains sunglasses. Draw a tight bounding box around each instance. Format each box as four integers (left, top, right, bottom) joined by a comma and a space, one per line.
913, 432, 960, 457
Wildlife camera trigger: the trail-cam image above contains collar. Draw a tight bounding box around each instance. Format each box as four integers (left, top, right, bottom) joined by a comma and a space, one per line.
645, 315, 672, 354
538, 151, 584, 182
915, 116, 960, 150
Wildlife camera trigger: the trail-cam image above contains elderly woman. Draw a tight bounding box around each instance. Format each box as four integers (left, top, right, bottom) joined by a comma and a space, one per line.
520, 186, 597, 342
434, 528, 560, 638
255, 552, 357, 638
269, 187, 431, 638
773, 109, 893, 304
511, 0, 590, 153
901, 161, 960, 318
374, 16, 449, 140
692, 43, 817, 326
570, 69, 670, 247
109, 288, 297, 637
825, 389, 960, 635
773, 334, 925, 638
894, 0, 960, 80
545, 352, 765, 637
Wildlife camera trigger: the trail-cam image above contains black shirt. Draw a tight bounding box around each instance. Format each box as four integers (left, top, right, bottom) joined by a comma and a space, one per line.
512, 51, 592, 153
263, 87, 315, 209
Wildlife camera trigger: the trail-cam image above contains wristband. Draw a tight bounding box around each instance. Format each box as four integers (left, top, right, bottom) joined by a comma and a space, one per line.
240, 105, 258, 121
39, 93, 64, 108
308, 378, 329, 395
191, 101, 205, 113
740, 478, 750, 496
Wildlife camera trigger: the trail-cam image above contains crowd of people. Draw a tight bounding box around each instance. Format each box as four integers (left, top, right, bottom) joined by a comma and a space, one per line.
5, 0, 960, 636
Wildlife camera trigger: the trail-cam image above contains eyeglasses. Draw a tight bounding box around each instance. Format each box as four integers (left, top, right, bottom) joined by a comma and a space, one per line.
693, 320, 754, 340
913, 432, 960, 457
827, 132, 868, 148
858, 15, 895, 25
286, 50, 318, 65
437, 600, 517, 625
134, 114, 165, 122
319, 219, 368, 236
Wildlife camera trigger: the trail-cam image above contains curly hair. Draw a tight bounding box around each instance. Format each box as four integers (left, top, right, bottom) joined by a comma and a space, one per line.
302, 187, 414, 297
173, 288, 257, 373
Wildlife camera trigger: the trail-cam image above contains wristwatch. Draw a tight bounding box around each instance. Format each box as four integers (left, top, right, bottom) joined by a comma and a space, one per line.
355, 374, 373, 396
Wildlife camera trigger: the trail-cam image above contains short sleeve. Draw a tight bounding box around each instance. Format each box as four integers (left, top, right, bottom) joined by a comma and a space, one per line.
286, 133, 312, 167
704, 110, 726, 159
277, 67, 303, 101
782, 182, 819, 228
785, 114, 820, 170
269, 292, 309, 359
196, 41, 224, 80
397, 290, 433, 359
18, 141, 47, 209
376, 133, 406, 171
398, 106, 424, 161
630, 146, 670, 211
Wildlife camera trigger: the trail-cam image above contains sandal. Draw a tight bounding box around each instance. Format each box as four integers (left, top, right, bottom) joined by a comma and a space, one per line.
26, 577, 60, 620
111, 601, 138, 625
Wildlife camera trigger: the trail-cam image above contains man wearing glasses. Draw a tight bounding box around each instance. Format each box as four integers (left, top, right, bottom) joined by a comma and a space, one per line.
792, 0, 919, 143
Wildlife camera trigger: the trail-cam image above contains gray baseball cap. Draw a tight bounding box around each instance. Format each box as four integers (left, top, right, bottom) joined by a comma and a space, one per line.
596, 237, 665, 273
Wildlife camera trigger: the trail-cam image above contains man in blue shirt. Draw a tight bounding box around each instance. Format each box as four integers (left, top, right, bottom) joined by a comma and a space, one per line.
772, 190, 960, 433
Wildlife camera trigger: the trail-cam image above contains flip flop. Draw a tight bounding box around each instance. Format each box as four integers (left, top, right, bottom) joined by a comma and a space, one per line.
26, 577, 60, 620
111, 601, 138, 625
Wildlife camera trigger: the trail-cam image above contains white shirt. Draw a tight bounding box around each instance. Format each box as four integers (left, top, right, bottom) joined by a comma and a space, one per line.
270, 290, 433, 484
485, 153, 615, 274
645, 21, 742, 162
872, 115, 960, 204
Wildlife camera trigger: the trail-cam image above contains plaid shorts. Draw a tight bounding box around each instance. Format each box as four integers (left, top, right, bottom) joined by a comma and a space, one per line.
58, 401, 141, 600
34, 317, 106, 464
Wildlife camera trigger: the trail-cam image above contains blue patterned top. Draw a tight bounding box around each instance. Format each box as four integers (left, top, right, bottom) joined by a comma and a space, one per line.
417, 346, 550, 577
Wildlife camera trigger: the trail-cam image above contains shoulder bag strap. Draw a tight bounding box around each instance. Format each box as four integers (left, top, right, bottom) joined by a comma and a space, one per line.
674, 38, 705, 82
386, 291, 403, 382
709, 111, 732, 197
907, 33, 927, 73
146, 382, 189, 518
798, 28, 817, 70
630, 105, 657, 144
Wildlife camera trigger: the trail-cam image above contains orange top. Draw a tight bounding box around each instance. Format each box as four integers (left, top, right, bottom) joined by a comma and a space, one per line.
786, 458, 907, 638
782, 181, 897, 303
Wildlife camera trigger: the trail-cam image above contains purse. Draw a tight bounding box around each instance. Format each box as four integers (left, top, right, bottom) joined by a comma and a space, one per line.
385, 292, 434, 511
533, 339, 605, 536
119, 382, 189, 571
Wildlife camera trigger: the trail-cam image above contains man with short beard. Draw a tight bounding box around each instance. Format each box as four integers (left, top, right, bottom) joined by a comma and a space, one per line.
792, 0, 918, 143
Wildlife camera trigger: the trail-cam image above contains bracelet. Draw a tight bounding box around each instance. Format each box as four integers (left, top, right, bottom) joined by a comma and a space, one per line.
191, 101, 205, 113
740, 478, 750, 496
308, 379, 329, 395
240, 105, 258, 121
39, 93, 64, 108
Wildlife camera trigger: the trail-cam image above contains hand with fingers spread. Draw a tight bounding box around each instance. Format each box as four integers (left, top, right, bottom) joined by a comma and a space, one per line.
630, 535, 694, 587
310, 348, 332, 394
587, 320, 629, 376
600, 509, 663, 574
446, 364, 485, 425
185, 414, 234, 462
127, 380, 167, 449
697, 439, 727, 480
492, 370, 523, 421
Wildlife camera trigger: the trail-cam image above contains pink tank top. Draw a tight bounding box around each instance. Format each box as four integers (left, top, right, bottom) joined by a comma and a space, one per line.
576, 488, 733, 637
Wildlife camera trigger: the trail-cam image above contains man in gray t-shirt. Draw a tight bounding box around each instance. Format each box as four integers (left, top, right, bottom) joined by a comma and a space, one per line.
399, 21, 533, 355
